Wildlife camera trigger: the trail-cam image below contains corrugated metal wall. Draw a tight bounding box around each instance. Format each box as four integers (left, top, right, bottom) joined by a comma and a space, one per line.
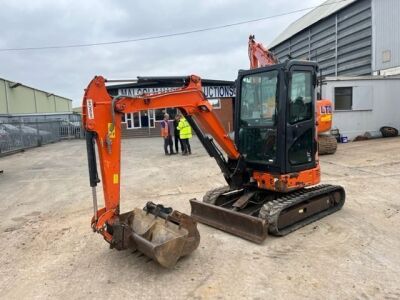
372, 0, 400, 72
271, 0, 372, 76
0, 78, 72, 115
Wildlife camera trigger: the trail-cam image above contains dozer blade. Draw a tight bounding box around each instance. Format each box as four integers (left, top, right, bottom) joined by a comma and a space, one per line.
110, 203, 200, 268
190, 199, 268, 243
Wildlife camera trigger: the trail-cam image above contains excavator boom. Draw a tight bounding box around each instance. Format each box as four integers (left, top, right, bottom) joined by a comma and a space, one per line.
248, 34, 278, 68
82, 74, 243, 267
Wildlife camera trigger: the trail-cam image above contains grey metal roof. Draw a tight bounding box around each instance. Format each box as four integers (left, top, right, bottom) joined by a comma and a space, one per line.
0, 77, 73, 102
269, 0, 357, 48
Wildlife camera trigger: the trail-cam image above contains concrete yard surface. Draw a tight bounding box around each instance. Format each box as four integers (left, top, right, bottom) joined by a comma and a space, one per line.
0, 137, 400, 299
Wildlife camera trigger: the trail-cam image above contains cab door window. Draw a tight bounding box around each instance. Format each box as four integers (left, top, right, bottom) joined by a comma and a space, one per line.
289, 71, 312, 124
239, 70, 278, 165
288, 70, 314, 167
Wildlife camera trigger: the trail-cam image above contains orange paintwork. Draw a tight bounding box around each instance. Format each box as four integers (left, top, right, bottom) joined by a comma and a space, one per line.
316, 99, 333, 133
248, 35, 278, 69
83, 72, 325, 238
82, 75, 240, 235
253, 165, 321, 193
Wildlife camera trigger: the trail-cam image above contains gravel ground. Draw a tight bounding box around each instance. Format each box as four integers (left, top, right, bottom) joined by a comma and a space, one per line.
0, 137, 399, 299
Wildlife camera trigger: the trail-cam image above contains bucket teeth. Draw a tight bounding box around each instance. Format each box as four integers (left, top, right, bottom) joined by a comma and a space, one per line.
110, 205, 200, 268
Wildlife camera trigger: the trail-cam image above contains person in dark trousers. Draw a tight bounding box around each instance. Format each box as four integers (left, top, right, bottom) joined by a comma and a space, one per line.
176, 114, 192, 155
160, 113, 175, 155
173, 114, 184, 153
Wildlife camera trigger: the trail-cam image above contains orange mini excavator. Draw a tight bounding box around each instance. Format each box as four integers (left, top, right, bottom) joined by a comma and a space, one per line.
82, 60, 345, 267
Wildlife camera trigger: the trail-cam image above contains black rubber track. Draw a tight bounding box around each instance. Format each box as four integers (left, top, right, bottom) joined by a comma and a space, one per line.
318, 135, 338, 155
259, 184, 345, 236
202, 186, 231, 204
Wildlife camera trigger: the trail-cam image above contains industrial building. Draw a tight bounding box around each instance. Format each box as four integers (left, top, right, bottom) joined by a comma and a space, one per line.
322, 75, 400, 138
0, 77, 73, 120
0, 77, 77, 155
107, 77, 235, 138
269, 0, 400, 139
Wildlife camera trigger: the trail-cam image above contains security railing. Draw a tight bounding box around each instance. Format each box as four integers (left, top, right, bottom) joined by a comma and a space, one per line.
0, 116, 83, 155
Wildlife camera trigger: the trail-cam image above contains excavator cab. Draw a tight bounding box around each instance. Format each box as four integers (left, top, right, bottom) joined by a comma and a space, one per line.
236, 61, 317, 175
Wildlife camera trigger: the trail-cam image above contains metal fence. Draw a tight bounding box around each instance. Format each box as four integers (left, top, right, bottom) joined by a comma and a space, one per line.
0, 117, 83, 155
59, 120, 83, 139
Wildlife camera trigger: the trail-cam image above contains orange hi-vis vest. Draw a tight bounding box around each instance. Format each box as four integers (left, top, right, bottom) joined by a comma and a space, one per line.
161, 120, 169, 137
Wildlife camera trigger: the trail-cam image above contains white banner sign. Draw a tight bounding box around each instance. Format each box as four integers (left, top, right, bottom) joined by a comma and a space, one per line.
118, 85, 236, 98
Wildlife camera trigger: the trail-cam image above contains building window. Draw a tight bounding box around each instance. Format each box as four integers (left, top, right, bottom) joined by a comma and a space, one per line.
155, 109, 165, 121
208, 99, 221, 109
148, 109, 155, 127
121, 113, 126, 123
334, 87, 353, 110
133, 112, 141, 128
126, 113, 133, 129
166, 108, 178, 119
124, 110, 155, 129
155, 108, 178, 121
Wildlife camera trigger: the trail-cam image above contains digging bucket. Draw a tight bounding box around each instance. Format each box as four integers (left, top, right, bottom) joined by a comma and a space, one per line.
112, 205, 200, 268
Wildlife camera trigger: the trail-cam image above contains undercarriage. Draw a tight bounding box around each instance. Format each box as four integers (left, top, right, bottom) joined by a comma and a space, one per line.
190, 184, 345, 243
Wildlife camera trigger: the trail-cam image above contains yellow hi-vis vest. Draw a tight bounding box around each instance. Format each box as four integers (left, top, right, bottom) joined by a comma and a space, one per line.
177, 118, 192, 139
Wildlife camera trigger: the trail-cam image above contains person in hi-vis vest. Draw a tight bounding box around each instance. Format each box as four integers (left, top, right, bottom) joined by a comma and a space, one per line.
160, 113, 175, 155
176, 114, 192, 155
